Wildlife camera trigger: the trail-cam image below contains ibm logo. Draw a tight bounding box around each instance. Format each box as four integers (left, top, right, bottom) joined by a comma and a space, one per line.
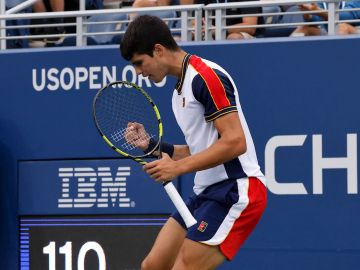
57, 167, 134, 208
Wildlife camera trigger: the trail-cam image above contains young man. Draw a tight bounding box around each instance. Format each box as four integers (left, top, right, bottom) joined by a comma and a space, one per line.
120, 15, 267, 270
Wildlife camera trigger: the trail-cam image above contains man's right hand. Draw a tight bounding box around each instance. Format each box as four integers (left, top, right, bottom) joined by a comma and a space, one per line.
124, 122, 150, 151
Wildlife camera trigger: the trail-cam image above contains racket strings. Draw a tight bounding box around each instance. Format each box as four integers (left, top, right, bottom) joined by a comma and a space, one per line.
110, 127, 156, 152
94, 82, 160, 157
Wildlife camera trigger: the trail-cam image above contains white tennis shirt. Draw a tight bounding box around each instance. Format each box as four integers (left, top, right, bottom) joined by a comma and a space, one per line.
172, 54, 266, 194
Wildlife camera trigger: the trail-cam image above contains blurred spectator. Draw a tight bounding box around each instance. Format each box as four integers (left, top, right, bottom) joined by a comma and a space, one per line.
31, 0, 105, 47
129, 0, 179, 22
65, 0, 104, 11
129, 0, 180, 40
193, 0, 263, 40
86, 13, 127, 45
292, 1, 360, 36
102, 0, 124, 8
132, 0, 177, 9
6, 0, 31, 48
261, 1, 305, 37
64, 0, 104, 33
32, 0, 65, 46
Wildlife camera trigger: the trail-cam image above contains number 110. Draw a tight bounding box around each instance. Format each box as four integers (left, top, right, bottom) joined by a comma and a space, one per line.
43, 241, 106, 270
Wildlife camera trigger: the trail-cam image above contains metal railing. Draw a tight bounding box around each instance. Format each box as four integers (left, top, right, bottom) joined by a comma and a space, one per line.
0, 3, 204, 49
0, 0, 359, 50
203, 0, 358, 40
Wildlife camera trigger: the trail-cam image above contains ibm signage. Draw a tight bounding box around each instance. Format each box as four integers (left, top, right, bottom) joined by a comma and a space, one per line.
57, 167, 134, 209
18, 159, 173, 215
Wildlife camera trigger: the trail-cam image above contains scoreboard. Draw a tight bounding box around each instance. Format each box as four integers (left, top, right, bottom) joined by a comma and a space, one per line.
20, 215, 166, 269
18, 159, 178, 269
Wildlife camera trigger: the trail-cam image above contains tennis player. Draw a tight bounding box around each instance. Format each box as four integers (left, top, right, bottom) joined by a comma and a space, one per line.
120, 15, 267, 270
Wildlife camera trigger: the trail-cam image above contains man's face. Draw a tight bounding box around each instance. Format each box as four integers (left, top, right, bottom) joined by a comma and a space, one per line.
130, 52, 166, 83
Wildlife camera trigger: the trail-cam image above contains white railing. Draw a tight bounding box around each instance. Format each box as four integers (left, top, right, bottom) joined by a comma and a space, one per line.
5, 0, 38, 15
0, 0, 359, 50
203, 0, 347, 40
0, 4, 204, 49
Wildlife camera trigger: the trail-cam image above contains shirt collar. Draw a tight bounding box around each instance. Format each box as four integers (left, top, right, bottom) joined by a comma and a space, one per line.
175, 53, 192, 95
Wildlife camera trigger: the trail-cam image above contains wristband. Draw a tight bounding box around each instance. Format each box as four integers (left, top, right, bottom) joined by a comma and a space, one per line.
144, 138, 159, 154
160, 142, 174, 158
144, 139, 174, 158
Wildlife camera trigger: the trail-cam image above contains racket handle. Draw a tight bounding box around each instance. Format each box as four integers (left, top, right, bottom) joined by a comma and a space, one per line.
163, 182, 197, 228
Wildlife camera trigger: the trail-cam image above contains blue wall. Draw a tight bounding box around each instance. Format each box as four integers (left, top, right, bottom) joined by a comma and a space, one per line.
1, 36, 360, 269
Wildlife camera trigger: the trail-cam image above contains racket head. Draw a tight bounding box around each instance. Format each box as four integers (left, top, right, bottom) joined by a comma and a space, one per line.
93, 81, 163, 158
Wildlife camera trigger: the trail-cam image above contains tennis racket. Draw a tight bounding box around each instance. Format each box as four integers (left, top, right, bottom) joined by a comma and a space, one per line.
93, 81, 197, 228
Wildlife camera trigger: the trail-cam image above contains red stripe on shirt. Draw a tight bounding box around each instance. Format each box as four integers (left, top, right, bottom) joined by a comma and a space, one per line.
189, 55, 231, 110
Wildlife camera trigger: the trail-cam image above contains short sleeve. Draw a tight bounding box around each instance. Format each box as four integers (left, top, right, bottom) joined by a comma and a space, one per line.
192, 68, 238, 122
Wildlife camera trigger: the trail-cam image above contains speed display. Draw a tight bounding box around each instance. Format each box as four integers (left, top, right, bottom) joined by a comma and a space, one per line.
20, 215, 166, 270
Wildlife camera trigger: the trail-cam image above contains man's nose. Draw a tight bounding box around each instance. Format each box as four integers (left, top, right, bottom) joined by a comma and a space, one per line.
135, 66, 142, 75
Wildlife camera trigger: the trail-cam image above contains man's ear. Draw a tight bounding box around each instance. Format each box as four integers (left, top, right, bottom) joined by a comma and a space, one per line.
153, 44, 165, 57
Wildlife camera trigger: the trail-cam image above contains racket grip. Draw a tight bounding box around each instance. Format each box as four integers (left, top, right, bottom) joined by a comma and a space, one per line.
163, 182, 197, 228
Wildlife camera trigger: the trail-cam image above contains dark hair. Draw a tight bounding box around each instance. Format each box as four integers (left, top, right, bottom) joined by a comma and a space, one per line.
120, 15, 179, 61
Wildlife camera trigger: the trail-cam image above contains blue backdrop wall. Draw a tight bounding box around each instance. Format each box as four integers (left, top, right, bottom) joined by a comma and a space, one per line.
0, 35, 359, 269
